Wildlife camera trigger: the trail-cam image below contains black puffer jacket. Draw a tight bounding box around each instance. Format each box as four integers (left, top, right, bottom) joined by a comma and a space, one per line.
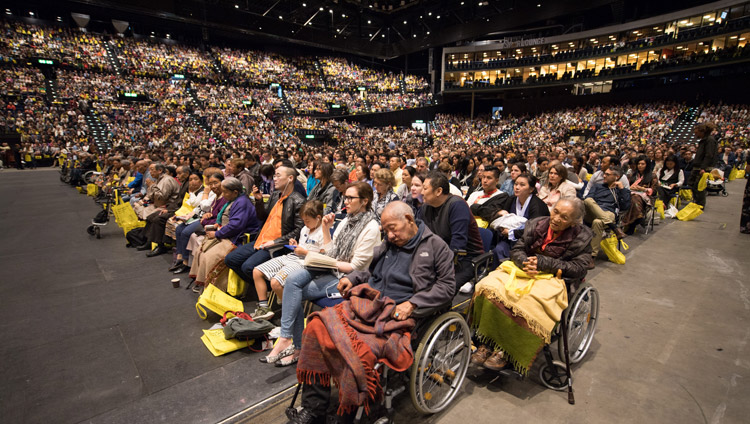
255, 190, 306, 245
510, 216, 593, 280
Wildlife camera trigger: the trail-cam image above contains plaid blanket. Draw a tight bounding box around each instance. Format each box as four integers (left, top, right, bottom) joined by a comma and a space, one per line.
297, 285, 415, 415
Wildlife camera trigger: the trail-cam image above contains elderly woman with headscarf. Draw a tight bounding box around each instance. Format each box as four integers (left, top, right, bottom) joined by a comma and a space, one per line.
471, 198, 593, 373
188, 177, 261, 292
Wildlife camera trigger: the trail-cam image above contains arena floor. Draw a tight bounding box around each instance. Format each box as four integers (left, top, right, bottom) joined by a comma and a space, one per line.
1, 168, 748, 424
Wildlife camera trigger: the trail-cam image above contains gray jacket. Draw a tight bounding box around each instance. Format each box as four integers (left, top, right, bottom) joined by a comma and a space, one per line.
347, 223, 456, 308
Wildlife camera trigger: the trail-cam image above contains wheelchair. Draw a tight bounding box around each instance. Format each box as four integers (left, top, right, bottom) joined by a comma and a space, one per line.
471, 277, 599, 405
287, 300, 472, 423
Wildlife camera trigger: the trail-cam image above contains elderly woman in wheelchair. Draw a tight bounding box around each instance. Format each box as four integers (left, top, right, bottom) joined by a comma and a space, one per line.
471, 198, 596, 393
287, 202, 469, 424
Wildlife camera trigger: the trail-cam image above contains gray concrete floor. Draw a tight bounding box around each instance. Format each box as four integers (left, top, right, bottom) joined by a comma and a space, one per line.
390, 180, 750, 424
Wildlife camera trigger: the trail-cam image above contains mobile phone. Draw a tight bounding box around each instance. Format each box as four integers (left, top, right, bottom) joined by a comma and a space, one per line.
284, 245, 297, 250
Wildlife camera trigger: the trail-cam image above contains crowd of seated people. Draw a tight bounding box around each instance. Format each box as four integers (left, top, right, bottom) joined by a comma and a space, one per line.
47, 95, 750, 423
1, 21, 111, 71
113, 38, 216, 80
215, 48, 323, 89
0, 66, 45, 97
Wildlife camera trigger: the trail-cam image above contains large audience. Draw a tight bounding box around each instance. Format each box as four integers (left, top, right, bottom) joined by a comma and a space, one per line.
3, 15, 750, 424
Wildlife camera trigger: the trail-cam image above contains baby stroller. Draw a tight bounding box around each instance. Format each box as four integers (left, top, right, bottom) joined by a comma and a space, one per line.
705, 169, 728, 197
86, 190, 115, 239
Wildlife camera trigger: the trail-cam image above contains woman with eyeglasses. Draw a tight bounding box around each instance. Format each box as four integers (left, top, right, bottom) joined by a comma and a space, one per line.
260, 182, 380, 367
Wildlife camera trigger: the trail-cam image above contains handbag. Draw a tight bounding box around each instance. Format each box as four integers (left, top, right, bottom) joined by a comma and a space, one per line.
728, 167, 738, 181
697, 172, 710, 192
600, 234, 628, 264
738, 169, 746, 179
499, 260, 554, 298
654, 199, 665, 220
87, 183, 99, 197
222, 315, 274, 340
679, 188, 693, 201
200, 328, 249, 356
196, 283, 244, 319
227, 269, 246, 297
676, 202, 704, 222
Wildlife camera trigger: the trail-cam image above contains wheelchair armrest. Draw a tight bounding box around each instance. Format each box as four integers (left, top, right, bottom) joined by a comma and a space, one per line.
470, 251, 494, 267
411, 300, 452, 319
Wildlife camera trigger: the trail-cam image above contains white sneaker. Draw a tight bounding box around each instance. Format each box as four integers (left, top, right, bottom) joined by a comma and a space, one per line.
459, 282, 474, 294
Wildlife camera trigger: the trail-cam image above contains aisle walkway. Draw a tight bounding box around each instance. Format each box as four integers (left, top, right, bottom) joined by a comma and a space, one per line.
393, 179, 750, 423
0, 169, 296, 424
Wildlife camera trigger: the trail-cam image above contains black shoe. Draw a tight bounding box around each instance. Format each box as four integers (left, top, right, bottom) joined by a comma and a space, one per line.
146, 246, 169, 257
287, 408, 319, 424
168, 261, 183, 272
173, 264, 190, 274
136, 243, 151, 251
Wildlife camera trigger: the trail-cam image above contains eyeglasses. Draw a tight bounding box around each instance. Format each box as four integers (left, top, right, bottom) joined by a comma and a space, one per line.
343, 195, 362, 202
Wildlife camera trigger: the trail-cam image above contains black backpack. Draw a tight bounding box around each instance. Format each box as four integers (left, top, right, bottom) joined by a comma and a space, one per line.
93, 209, 109, 224
126, 227, 147, 247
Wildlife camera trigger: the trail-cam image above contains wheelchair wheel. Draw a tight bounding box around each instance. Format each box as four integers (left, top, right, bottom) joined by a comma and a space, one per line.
539, 360, 569, 391
558, 283, 599, 364
409, 311, 471, 415
83, 171, 96, 184
721, 190, 728, 197
95, 226, 101, 239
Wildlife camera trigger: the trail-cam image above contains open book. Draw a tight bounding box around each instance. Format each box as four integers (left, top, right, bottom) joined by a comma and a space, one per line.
303, 251, 338, 269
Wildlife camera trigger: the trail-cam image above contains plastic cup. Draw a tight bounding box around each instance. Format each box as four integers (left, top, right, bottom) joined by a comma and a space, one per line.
171, 278, 180, 288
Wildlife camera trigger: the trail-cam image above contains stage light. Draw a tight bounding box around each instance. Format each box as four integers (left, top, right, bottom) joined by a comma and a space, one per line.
235, 4, 239, 8
367, 20, 371, 24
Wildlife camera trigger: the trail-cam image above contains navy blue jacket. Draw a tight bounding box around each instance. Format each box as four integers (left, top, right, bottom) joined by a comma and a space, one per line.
584, 183, 631, 214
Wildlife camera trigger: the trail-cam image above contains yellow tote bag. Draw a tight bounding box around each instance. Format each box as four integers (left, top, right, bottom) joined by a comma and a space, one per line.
499, 260, 554, 297
738, 170, 746, 179
600, 234, 628, 264
728, 167, 738, 181
475, 218, 489, 229
679, 188, 693, 201
655, 199, 665, 220
676, 203, 703, 222
697, 172, 710, 192
201, 328, 248, 356
173, 193, 193, 217
227, 269, 246, 298
196, 284, 244, 319
86, 183, 99, 197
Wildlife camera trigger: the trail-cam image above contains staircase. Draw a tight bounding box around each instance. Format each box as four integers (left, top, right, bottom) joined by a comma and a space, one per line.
188, 110, 221, 143
362, 97, 373, 112
103, 41, 124, 75
185, 84, 203, 110
44, 78, 60, 103
209, 50, 227, 83
85, 108, 111, 153
666, 107, 701, 144
279, 87, 294, 115
313, 59, 328, 89
398, 77, 407, 95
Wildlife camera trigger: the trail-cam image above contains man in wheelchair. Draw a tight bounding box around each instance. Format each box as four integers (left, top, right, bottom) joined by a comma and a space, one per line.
289, 201, 456, 424
471, 198, 593, 373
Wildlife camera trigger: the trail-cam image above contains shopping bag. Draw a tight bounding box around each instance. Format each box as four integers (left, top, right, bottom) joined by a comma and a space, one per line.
655, 199, 665, 220
475, 218, 489, 229
173, 193, 193, 217
226, 269, 246, 298
679, 188, 693, 201
201, 328, 248, 356
87, 184, 99, 197
728, 167, 738, 181
600, 234, 628, 264
196, 283, 244, 320
697, 172, 710, 192
499, 260, 554, 298
665, 204, 679, 219
738, 170, 746, 179
676, 202, 703, 222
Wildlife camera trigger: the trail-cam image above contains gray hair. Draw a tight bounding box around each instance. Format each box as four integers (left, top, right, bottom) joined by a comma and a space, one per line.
382, 201, 415, 221
153, 162, 166, 173
555, 197, 585, 224
608, 165, 623, 179
120, 159, 131, 167
221, 177, 244, 194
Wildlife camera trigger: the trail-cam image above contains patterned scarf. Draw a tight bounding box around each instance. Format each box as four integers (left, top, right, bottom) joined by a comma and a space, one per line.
329, 210, 377, 262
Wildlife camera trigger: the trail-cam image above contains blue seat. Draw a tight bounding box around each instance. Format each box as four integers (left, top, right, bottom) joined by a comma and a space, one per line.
312, 296, 344, 308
